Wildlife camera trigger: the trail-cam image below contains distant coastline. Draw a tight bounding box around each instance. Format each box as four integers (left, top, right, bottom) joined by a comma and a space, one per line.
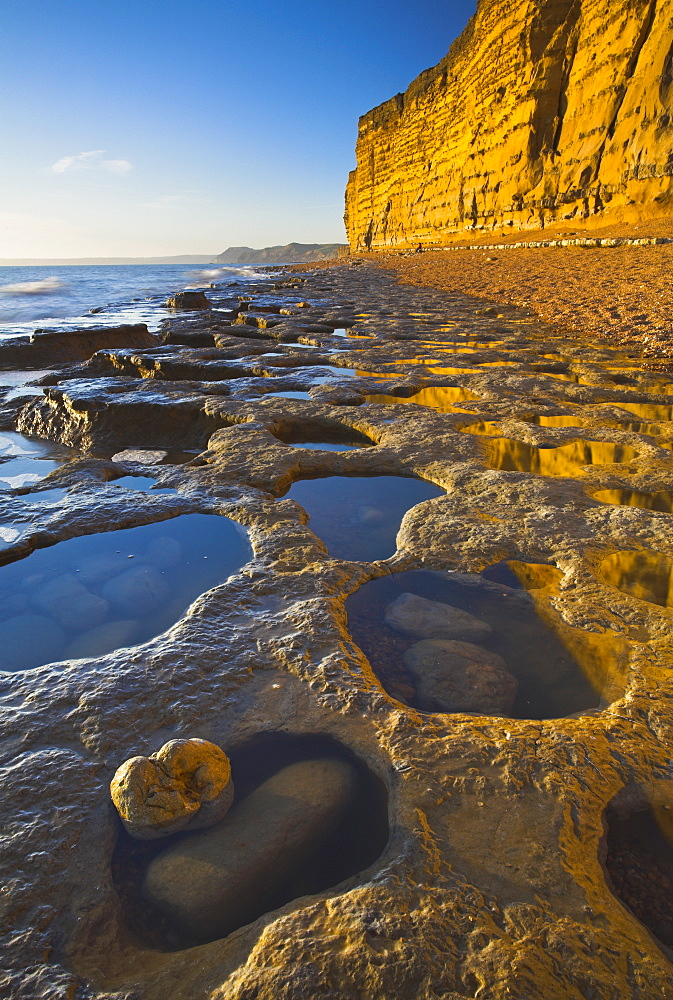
0, 241, 347, 267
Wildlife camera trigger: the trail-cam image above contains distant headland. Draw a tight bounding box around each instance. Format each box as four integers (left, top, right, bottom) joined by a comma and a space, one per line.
215, 243, 347, 264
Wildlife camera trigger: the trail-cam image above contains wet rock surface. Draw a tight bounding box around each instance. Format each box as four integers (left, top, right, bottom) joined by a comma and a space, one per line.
0, 323, 156, 369
2, 263, 673, 998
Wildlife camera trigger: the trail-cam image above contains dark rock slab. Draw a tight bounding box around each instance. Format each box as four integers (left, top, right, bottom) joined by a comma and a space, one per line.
0, 324, 157, 370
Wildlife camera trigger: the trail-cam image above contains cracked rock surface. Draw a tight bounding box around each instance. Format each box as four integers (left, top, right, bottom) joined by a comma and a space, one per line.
2, 263, 673, 998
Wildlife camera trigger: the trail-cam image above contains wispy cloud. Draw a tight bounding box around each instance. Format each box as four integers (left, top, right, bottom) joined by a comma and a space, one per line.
50, 150, 133, 175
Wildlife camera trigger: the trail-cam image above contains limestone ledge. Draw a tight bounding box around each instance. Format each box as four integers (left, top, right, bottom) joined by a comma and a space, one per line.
3, 266, 673, 999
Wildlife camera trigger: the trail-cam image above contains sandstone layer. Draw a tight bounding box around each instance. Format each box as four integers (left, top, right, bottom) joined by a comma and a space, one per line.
2, 265, 673, 998
345, 0, 673, 250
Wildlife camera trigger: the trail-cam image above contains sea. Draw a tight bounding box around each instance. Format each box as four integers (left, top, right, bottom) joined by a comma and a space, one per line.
0, 263, 271, 339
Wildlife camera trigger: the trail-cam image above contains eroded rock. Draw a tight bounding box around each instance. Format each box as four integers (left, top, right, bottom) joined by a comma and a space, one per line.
142, 757, 356, 941
166, 291, 211, 311
403, 639, 518, 715
111, 738, 234, 840
0, 324, 155, 370
111, 449, 168, 464
384, 592, 492, 642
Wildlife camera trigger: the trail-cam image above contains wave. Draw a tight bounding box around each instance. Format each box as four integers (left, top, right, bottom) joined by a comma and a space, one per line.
185, 265, 270, 285
0, 277, 68, 297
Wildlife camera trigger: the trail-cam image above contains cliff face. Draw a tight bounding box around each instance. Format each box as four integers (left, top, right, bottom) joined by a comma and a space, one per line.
345, 0, 673, 250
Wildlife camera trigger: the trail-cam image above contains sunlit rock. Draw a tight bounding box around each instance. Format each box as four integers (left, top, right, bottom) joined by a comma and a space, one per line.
165, 291, 211, 310
345, 0, 673, 249
111, 738, 234, 840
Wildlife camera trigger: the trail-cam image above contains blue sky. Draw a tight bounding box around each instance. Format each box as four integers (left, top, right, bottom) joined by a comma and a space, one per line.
0, 1, 477, 257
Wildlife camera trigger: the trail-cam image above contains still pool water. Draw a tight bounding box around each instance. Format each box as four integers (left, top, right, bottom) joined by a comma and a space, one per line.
0, 431, 74, 489
0, 513, 251, 671
109, 475, 177, 494
346, 570, 601, 719
113, 732, 389, 951
487, 438, 638, 476
285, 442, 362, 452
282, 475, 444, 561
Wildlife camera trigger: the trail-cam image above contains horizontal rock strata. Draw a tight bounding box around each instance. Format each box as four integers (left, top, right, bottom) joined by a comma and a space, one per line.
345, 0, 673, 249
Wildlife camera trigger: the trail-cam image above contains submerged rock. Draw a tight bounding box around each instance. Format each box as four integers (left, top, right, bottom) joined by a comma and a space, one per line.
404, 639, 518, 715
385, 592, 492, 642
0, 612, 66, 671
144, 536, 183, 569
142, 757, 356, 941
111, 738, 234, 840
101, 565, 170, 616
65, 619, 140, 659
31, 573, 109, 631
74, 552, 132, 586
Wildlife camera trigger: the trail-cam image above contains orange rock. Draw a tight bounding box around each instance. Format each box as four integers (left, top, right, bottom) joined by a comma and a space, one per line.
345, 0, 673, 250
110, 738, 234, 840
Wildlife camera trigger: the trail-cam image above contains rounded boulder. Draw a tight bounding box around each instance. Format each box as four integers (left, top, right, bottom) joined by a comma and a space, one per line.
111, 738, 234, 840
142, 756, 356, 941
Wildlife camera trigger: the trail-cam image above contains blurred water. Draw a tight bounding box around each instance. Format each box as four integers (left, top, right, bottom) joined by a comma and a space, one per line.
0, 263, 269, 338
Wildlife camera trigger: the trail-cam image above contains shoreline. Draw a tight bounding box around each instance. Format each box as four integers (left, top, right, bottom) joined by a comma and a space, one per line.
300, 218, 673, 361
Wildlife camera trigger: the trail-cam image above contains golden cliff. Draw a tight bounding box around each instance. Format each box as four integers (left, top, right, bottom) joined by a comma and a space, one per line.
345, 0, 673, 250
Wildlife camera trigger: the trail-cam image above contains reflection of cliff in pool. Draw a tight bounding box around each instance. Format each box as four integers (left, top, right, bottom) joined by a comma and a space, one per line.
461, 421, 502, 436
531, 414, 588, 428
487, 439, 637, 476
614, 402, 673, 422
505, 560, 630, 703
594, 489, 673, 514
600, 550, 673, 608
365, 386, 479, 413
